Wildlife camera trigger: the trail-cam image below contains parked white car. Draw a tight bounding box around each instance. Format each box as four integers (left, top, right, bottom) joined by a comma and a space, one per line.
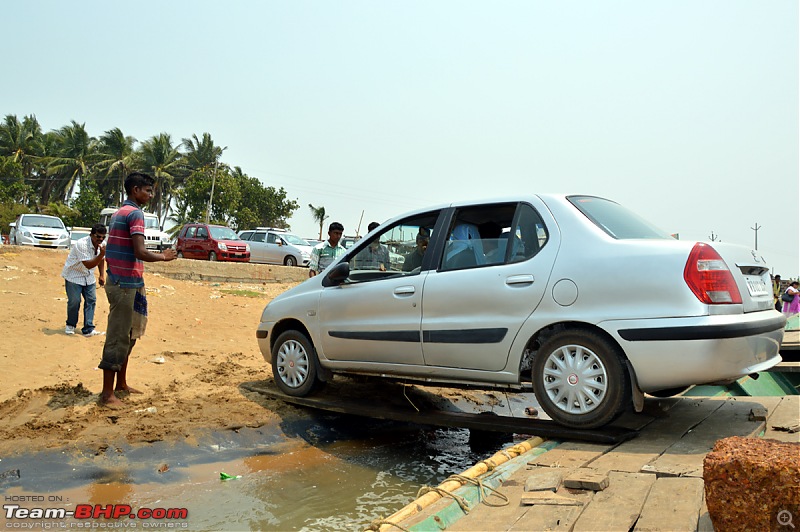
99, 208, 170, 251
9, 214, 71, 249
238, 228, 312, 267
256, 194, 785, 429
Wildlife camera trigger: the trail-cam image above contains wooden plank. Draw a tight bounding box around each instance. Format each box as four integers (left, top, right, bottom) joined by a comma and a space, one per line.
634, 477, 704, 531
571, 471, 656, 531
643, 399, 765, 478
445, 478, 530, 532
763, 395, 800, 443
508, 489, 594, 532
588, 398, 723, 474
528, 441, 611, 468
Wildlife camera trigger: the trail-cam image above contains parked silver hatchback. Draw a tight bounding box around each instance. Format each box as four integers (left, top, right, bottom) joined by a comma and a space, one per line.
256, 195, 784, 428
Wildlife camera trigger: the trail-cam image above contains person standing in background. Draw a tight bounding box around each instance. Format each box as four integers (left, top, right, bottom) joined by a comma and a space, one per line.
773, 274, 782, 312
98, 172, 177, 408
61, 223, 107, 337
309, 222, 346, 277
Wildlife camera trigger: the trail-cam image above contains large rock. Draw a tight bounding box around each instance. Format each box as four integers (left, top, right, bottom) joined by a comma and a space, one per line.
703, 436, 800, 532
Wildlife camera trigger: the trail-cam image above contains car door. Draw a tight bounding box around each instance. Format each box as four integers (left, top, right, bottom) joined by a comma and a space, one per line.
316, 211, 442, 366
264, 232, 283, 264
420, 201, 558, 371
247, 231, 268, 263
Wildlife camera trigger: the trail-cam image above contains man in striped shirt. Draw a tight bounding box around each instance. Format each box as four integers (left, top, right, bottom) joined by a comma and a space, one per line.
61, 223, 107, 337
99, 172, 177, 409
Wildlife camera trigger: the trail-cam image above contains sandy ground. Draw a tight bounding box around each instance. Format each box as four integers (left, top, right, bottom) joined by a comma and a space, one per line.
0, 246, 304, 457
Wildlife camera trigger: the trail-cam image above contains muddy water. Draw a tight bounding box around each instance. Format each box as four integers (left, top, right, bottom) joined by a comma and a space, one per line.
1, 414, 510, 531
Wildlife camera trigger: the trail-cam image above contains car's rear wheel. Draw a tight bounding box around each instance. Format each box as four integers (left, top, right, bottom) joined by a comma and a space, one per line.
177, 251, 184, 258
284, 255, 297, 267
532, 329, 629, 429
272, 330, 323, 397
209, 251, 217, 261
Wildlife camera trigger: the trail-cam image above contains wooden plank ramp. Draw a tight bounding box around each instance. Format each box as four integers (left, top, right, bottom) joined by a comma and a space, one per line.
393, 396, 788, 532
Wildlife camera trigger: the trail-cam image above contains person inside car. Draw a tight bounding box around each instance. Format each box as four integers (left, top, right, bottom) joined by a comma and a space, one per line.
402, 227, 430, 272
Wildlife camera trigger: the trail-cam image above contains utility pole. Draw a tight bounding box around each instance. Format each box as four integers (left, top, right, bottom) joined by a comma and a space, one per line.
750, 222, 761, 250
205, 146, 228, 224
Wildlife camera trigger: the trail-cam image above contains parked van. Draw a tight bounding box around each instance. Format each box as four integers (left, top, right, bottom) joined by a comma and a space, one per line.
99, 208, 171, 251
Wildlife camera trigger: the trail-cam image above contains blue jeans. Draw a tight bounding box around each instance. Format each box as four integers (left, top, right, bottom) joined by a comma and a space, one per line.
65, 280, 97, 335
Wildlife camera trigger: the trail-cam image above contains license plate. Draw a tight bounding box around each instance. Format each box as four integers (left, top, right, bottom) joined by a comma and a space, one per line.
745, 277, 769, 297
39, 241, 53, 246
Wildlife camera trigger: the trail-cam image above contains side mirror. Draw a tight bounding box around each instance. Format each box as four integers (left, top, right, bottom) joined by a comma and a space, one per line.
322, 262, 350, 287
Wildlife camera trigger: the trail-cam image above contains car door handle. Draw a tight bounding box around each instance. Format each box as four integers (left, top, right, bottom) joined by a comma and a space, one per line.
506, 275, 534, 286
394, 286, 416, 295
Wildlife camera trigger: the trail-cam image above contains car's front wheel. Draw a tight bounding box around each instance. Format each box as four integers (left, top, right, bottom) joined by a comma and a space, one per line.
272, 330, 323, 397
532, 329, 629, 429
177, 251, 184, 258
284, 255, 297, 267
209, 251, 218, 261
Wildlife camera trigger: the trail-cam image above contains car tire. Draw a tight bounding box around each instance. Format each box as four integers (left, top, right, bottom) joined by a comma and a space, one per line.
271, 330, 323, 397
284, 255, 297, 267
532, 329, 629, 429
177, 251, 184, 258
647, 386, 691, 398
209, 251, 217, 261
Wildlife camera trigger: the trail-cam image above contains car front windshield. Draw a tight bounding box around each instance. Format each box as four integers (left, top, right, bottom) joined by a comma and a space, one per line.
209, 226, 240, 240
283, 234, 309, 246
568, 196, 671, 240
144, 217, 160, 230
23, 216, 64, 229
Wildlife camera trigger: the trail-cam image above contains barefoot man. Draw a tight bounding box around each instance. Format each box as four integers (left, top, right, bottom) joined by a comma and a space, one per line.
99, 172, 177, 408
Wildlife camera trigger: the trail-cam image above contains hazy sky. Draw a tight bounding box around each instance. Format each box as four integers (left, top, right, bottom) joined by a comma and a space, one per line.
5, 1, 798, 276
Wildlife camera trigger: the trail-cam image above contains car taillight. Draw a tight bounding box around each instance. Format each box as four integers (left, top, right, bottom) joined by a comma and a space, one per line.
683, 243, 742, 304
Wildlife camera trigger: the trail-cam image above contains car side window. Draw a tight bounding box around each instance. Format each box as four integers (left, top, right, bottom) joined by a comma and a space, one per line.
251, 232, 266, 243
441, 203, 518, 271
508, 203, 548, 263
196, 227, 208, 239
186, 226, 197, 239
346, 212, 439, 281
239, 231, 253, 241
266, 233, 278, 244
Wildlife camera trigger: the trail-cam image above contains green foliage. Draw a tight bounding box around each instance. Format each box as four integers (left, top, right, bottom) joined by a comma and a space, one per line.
41, 202, 80, 228
0, 202, 32, 236
1, 115, 301, 236
70, 182, 104, 227
308, 204, 329, 240
0, 156, 34, 204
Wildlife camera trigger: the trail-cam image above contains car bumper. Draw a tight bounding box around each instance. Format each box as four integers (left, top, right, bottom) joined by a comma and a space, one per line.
16, 237, 69, 249
605, 312, 785, 391
219, 252, 250, 262
256, 321, 275, 362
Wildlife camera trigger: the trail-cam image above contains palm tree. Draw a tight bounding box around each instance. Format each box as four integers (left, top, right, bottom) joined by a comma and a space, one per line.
96, 128, 137, 206
0, 114, 45, 205
136, 133, 184, 224
309, 204, 329, 240
48, 120, 96, 203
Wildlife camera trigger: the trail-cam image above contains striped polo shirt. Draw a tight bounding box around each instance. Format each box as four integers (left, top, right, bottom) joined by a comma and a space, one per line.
105, 200, 146, 288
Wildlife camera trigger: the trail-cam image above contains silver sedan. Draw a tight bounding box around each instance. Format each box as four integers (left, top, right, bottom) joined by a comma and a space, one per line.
256, 194, 784, 429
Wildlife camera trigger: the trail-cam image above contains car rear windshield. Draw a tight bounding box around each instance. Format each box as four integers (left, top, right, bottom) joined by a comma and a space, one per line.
568, 196, 671, 240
